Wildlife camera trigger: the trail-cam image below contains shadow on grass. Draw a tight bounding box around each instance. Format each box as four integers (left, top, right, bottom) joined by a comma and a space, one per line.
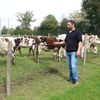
43, 67, 68, 81
0, 67, 68, 94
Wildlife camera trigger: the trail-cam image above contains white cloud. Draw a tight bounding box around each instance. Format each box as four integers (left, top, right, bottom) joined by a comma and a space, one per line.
0, 0, 82, 29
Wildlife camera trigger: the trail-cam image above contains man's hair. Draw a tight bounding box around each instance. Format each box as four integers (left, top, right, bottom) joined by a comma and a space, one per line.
67, 20, 75, 25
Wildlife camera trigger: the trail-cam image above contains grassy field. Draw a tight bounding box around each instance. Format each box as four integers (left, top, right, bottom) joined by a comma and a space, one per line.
0, 46, 100, 100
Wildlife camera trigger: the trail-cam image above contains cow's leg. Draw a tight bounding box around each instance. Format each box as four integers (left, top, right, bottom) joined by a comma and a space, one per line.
28, 46, 32, 57
53, 52, 56, 61
32, 48, 35, 57
35, 45, 39, 63
18, 47, 23, 57
58, 54, 61, 62
80, 46, 84, 59
13, 46, 22, 57
11, 57, 15, 65
28, 44, 36, 57
36, 46, 39, 63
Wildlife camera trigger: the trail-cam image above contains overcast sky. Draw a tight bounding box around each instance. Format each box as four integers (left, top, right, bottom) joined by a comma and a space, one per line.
0, 0, 82, 29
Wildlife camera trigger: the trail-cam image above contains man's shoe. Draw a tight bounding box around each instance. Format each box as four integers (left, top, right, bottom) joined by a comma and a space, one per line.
72, 81, 78, 85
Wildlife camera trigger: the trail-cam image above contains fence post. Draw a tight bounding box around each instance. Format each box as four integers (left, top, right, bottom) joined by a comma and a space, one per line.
6, 41, 12, 97
83, 34, 87, 67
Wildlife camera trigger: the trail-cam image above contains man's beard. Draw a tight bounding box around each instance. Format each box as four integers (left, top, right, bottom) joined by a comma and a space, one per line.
67, 27, 72, 31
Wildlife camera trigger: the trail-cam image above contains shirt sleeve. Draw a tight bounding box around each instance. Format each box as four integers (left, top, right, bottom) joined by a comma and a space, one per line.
77, 30, 82, 42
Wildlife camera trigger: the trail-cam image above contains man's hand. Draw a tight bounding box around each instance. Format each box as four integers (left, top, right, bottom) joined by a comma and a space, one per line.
77, 41, 82, 57
77, 50, 81, 57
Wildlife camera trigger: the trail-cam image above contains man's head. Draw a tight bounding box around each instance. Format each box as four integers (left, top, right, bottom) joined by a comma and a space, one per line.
67, 20, 76, 31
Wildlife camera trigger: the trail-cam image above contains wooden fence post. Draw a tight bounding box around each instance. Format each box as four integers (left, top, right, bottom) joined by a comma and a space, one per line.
6, 41, 12, 97
83, 34, 87, 67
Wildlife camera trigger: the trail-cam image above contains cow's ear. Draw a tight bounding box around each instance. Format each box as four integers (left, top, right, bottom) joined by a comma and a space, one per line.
5, 38, 9, 42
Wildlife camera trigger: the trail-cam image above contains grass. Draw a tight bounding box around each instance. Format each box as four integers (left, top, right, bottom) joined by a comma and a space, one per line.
0, 46, 100, 100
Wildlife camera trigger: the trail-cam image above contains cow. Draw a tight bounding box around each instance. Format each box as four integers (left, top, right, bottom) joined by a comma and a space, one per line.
38, 36, 66, 61
53, 44, 66, 61
56, 34, 66, 41
81, 34, 100, 58
0, 37, 16, 64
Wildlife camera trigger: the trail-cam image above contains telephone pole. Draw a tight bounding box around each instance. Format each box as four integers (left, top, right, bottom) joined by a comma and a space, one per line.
0, 18, 1, 35
8, 18, 9, 34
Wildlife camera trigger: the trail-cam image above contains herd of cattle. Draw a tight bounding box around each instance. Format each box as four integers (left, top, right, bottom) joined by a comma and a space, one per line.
0, 34, 100, 64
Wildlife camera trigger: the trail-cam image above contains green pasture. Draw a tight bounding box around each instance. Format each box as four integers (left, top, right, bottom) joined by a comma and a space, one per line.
0, 46, 100, 100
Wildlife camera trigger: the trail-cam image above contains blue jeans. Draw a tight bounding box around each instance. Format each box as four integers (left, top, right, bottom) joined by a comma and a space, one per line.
66, 52, 78, 81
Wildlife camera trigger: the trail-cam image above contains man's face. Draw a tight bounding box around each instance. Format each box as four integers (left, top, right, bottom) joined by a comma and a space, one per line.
67, 22, 74, 31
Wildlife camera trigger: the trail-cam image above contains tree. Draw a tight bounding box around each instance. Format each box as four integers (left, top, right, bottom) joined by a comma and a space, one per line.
16, 10, 36, 29
13, 26, 33, 35
9, 28, 15, 35
33, 26, 41, 35
68, 10, 85, 22
1, 26, 8, 35
82, 0, 100, 35
39, 14, 59, 35
67, 10, 86, 34
59, 18, 68, 34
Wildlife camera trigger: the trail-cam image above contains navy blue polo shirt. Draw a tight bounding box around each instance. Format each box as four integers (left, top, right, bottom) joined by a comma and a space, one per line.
65, 30, 82, 52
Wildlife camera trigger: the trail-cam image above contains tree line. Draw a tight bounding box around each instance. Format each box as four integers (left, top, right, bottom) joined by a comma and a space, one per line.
1, 0, 100, 36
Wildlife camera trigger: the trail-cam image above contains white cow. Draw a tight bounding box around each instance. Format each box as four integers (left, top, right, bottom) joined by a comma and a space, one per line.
0, 37, 15, 64
81, 34, 99, 58
56, 34, 66, 41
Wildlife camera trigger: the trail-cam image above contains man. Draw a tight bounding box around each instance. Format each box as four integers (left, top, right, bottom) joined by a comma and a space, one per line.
65, 20, 82, 84
54, 20, 82, 84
